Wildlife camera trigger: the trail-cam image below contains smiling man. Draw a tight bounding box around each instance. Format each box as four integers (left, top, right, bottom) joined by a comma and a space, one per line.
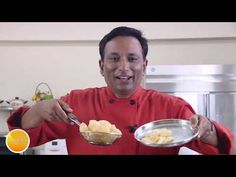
7, 26, 233, 155
99, 35, 148, 98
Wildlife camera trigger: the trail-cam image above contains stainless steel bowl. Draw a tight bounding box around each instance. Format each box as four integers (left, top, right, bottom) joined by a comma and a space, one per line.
80, 131, 122, 145
68, 115, 122, 145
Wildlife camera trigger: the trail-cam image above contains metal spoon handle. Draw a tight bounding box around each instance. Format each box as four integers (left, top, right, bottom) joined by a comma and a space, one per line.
68, 114, 81, 126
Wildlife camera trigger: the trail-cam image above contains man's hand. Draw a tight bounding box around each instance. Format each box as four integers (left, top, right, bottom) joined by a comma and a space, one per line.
190, 114, 218, 146
21, 99, 73, 129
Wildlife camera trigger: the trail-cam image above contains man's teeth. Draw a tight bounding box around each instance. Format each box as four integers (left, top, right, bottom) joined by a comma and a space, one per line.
120, 76, 128, 79
117, 76, 132, 80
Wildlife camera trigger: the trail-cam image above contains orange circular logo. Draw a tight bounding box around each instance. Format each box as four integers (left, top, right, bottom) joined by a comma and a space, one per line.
6, 129, 30, 153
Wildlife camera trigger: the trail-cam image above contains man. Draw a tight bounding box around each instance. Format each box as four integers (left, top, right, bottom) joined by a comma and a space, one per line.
7, 26, 233, 154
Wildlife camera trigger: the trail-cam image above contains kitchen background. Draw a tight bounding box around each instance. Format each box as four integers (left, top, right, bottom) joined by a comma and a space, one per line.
0, 22, 236, 154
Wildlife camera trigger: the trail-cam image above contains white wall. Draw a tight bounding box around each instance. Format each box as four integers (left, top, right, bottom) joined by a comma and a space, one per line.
1, 22, 236, 40
0, 23, 235, 98
148, 38, 236, 65
0, 22, 236, 132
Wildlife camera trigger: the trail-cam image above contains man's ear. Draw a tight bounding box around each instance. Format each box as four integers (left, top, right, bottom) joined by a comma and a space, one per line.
99, 59, 104, 76
143, 59, 148, 74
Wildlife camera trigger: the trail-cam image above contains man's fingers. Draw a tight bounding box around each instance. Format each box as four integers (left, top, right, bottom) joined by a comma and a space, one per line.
198, 117, 212, 138
190, 115, 211, 138
58, 99, 73, 113
56, 100, 73, 123
51, 112, 62, 122
190, 115, 199, 127
55, 107, 70, 124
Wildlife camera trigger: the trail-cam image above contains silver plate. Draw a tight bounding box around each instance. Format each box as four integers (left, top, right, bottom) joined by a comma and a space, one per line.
134, 119, 199, 147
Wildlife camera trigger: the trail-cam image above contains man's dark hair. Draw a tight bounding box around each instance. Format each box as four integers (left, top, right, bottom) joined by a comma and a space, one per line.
99, 26, 148, 60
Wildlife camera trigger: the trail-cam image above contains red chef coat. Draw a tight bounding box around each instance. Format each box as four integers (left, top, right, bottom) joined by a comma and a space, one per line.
7, 86, 234, 154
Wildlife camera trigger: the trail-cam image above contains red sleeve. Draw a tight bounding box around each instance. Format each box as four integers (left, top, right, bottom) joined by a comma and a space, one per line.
213, 121, 234, 154
183, 119, 233, 154
7, 106, 68, 147
184, 120, 234, 155
7, 106, 31, 130
60, 90, 78, 107
174, 99, 234, 155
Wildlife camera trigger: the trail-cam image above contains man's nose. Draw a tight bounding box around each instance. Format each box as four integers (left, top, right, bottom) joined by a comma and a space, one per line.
118, 59, 130, 71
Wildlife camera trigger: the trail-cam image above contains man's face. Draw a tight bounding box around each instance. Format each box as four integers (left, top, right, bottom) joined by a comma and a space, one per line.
99, 36, 148, 98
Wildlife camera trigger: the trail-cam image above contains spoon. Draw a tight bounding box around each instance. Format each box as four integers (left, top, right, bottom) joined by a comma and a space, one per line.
68, 114, 122, 146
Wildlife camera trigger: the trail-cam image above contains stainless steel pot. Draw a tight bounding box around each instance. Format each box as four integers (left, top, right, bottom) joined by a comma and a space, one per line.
6, 97, 28, 108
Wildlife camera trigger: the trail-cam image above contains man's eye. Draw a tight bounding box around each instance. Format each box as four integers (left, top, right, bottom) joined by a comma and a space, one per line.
109, 56, 119, 62
128, 57, 138, 62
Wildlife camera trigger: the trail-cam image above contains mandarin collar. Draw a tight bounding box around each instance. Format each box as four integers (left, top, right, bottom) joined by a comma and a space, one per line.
105, 86, 143, 101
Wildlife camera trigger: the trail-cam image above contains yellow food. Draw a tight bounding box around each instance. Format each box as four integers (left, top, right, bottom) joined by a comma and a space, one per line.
142, 128, 173, 144
79, 122, 89, 132
79, 120, 122, 135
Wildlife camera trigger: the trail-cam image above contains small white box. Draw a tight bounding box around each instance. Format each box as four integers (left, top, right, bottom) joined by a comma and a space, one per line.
44, 139, 68, 155
178, 147, 200, 155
